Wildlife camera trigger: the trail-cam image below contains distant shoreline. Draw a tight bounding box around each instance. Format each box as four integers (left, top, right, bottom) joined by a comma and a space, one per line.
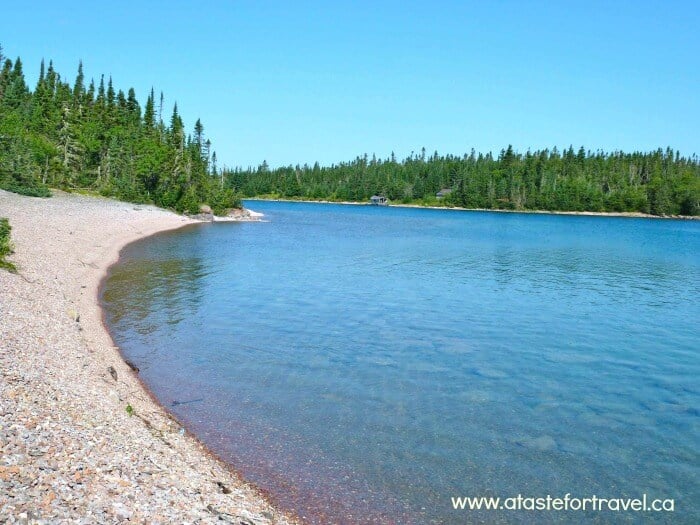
246, 197, 699, 221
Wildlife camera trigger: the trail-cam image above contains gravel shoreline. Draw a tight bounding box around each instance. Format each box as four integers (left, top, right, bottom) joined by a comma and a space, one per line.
0, 190, 296, 524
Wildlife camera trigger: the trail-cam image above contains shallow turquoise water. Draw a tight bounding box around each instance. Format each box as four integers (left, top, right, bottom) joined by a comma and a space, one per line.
102, 201, 699, 524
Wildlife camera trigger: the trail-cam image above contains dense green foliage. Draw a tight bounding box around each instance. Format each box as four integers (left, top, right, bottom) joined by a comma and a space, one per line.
2, 45, 696, 217
0, 217, 16, 272
229, 146, 700, 216
0, 46, 240, 214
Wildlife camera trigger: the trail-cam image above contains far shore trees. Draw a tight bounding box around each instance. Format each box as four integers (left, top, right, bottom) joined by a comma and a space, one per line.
227, 146, 699, 216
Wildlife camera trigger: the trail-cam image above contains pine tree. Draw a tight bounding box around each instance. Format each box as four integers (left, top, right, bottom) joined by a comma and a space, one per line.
158, 91, 164, 125
38, 59, 45, 86
86, 79, 95, 104
3, 57, 28, 108
0, 59, 12, 101
107, 77, 115, 109
58, 104, 82, 179
73, 61, 84, 100
169, 103, 184, 147
193, 118, 204, 147
126, 88, 140, 122
96, 75, 105, 106
143, 88, 155, 130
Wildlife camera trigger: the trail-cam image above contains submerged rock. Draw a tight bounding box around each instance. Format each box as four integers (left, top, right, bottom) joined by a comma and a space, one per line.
123, 359, 139, 373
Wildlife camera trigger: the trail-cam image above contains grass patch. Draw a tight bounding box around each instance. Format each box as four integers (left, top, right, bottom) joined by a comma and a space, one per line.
0, 218, 17, 273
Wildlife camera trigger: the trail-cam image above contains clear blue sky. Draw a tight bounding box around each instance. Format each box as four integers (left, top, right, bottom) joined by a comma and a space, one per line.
2, 1, 698, 168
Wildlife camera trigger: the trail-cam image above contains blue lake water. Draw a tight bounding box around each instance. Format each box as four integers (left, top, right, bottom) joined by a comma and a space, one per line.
102, 201, 699, 524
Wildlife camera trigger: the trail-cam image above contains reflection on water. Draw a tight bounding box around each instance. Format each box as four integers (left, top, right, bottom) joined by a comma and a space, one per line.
102, 203, 700, 524
104, 259, 206, 325
102, 225, 208, 367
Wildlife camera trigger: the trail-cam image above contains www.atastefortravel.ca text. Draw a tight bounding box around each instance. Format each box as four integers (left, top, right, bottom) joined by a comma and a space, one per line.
452, 493, 675, 513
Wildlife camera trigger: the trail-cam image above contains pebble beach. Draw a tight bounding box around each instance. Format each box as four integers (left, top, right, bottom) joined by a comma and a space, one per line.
0, 189, 295, 524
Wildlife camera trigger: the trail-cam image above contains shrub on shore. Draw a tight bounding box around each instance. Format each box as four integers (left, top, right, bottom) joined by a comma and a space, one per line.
0, 217, 17, 272
0, 175, 52, 198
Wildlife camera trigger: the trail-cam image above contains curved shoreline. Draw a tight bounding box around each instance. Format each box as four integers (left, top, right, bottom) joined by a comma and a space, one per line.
0, 189, 296, 524
97, 225, 298, 522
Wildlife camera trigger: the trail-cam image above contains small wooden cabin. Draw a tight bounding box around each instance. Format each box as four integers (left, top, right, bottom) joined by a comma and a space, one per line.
436, 188, 453, 199
370, 195, 389, 206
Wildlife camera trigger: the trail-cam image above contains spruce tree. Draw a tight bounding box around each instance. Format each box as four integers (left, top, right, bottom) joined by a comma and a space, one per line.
73, 61, 84, 100
143, 88, 155, 130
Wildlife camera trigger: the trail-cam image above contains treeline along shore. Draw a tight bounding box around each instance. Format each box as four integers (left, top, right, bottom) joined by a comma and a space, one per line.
1, 46, 698, 218
228, 146, 699, 217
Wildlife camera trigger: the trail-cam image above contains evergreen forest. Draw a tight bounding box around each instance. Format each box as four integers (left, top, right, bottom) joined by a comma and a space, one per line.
0, 46, 238, 214
228, 145, 699, 216
1, 46, 698, 217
